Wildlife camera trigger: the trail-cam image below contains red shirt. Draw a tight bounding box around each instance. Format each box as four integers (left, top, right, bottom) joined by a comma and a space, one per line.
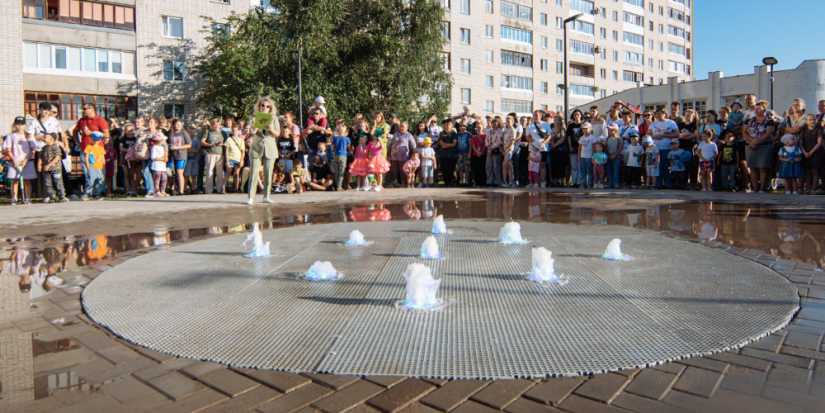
75, 115, 108, 150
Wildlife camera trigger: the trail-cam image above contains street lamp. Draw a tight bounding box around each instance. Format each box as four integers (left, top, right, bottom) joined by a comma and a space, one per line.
563, 13, 585, 124
290, 47, 304, 128
762, 57, 778, 110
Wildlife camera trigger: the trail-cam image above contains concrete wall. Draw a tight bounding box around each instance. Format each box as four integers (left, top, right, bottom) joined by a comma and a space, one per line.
577, 60, 825, 117
23, 74, 137, 96
22, 20, 137, 52
1, 0, 25, 128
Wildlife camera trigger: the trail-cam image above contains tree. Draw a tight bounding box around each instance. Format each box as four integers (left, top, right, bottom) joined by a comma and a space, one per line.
195, 0, 451, 124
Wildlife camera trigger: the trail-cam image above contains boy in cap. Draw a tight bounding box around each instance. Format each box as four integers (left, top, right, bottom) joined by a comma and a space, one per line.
83, 131, 106, 200
642, 136, 659, 189
37, 131, 69, 203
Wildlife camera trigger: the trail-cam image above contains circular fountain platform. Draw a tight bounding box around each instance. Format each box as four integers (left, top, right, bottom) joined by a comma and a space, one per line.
82, 221, 799, 379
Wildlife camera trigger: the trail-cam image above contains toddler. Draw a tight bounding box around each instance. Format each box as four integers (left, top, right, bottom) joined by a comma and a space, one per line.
37, 133, 68, 203
718, 132, 739, 191
104, 136, 118, 196
349, 134, 371, 190
419, 138, 436, 187
367, 133, 390, 191
778, 134, 804, 194
84, 131, 107, 200
578, 122, 598, 188
625, 136, 644, 188
150, 134, 168, 196
728, 101, 744, 131
403, 152, 421, 188
697, 130, 718, 192
667, 140, 687, 190
528, 141, 542, 188
591, 142, 607, 189
642, 136, 659, 189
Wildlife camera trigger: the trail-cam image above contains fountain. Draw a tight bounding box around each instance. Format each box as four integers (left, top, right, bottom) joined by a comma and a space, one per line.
527, 247, 568, 285
345, 230, 372, 246
304, 261, 341, 281
397, 263, 443, 310
431, 215, 450, 234
603, 239, 632, 261
420, 236, 444, 259
242, 223, 271, 258
499, 222, 526, 244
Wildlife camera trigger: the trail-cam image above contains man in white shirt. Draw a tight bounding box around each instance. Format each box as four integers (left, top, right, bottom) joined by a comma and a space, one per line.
648, 109, 679, 189
525, 110, 553, 188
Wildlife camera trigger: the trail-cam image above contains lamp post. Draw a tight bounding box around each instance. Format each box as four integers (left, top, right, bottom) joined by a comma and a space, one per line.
563, 13, 585, 123
762, 57, 778, 110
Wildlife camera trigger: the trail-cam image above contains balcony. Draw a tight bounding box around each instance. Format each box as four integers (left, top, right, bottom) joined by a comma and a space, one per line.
23, 0, 135, 32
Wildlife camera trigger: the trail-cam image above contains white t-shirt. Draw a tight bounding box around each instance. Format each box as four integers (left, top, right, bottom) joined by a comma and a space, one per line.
428, 126, 443, 140
151, 145, 166, 171
26, 117, 62, 151
502, 126, 517, 152
526, 122, 552, 151
626, 145, 644, 167
590, 121, 607, 139
3, 133, 36, 162
648, 120, 679, 150
420, 147, 435, 167
579, 135, 599, 158
698, 141, 718, 161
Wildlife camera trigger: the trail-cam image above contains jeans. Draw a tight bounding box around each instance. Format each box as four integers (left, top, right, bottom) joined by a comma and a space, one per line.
670, 170, 687, 189
721, 164, 737, 189
142, 159, 154, 194
486, 153, 502, 185
606, 157, 621, 188
472, 154, 487, 187
85, 168, 105, 197
579, 157, 594, 187
657, 149, 672, 188
569, 153, 580, 184
511, 146, 520, 185
43, 172, 65, 198
334, 155, 347, 189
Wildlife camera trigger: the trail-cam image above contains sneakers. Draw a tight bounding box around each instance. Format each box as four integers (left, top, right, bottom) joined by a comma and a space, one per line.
793, 191, 800, 195
246, 198, 254, 205
69, 194, 80, 201
368, 185, 376, 191
417, 183, 424, 188
263, 198, 273, 203
356, 186, 362, 191
81, 195, 89, 201
59, 197, 69, 203
785, 191, 791, 195
145, 193, 154, 198
10, 199, 17, 206
540, 183, 547, 188
43, 197, 52, 204
93, 196, 103, 201
375, 185, 382, 192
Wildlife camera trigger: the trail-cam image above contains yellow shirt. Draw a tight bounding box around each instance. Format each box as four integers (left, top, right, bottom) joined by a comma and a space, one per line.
226, 135, 246, 163
84, 143, 106, 169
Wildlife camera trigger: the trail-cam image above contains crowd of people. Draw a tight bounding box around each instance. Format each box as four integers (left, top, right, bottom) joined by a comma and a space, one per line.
3, 94, 824, 205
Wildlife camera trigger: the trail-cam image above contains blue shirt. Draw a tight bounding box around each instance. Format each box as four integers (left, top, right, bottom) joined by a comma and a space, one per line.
668, 149, 686, 171
456, 132, 472, 155
332, 135, 350, 156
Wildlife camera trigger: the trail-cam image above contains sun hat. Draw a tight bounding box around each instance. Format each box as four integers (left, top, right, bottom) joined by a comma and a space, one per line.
423, 138, 433, 144
642, 136, 654, 145
607, 123, 619, 130
780, 134, 796, 144
315, 96, 325, 104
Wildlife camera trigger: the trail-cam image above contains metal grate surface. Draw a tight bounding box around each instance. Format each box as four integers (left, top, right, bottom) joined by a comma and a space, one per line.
82, 221, 799, 379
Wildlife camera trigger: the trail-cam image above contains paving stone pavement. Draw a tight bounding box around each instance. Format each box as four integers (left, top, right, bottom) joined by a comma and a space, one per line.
2, 197, 825, 413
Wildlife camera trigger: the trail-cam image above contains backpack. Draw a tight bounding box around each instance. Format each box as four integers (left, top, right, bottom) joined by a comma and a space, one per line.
126, 145, 137, 161
134, 138, 149, 160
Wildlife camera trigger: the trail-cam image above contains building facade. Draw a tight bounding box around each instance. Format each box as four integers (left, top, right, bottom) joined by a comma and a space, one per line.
443, 0, 694, 117
578, 60, 825, 121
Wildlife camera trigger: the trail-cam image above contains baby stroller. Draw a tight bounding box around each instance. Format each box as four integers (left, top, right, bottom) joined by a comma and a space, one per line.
0, 154, 10, 197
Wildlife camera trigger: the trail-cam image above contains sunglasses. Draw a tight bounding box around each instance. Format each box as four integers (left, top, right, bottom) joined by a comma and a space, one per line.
260, 104, 271, 108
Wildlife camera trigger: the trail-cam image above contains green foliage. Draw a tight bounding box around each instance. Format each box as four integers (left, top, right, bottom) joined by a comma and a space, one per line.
195, 0, 451, 124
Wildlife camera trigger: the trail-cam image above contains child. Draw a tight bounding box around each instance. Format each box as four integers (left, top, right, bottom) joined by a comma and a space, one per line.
718, 132, 739, 191
419, 138, 437, 188
456, 122, 472, 186
287, 160, 309, 194
798, 114, 823, 194
331, 125, 351, 190
728, 101, 745, 132
224, 125, 246, 193
578, 122, 598, 188
591, 142, 607, 189
403, 152, 421, 188
778, 134, 804, 194
528, 140, 542, 188
3, 117, 36, 205
667, 140, 687, 190
349, 133, 371, 191
642, 136, 659, 189
625, 136, 644, 188
184, 131, 201, 194
37, 133, 68, 203
84, 131, 107, 200
272, 162, 288, 193
604, 124, 622, 189
312, 141, 328, 180
697, 129, 719, 192
150, 134, 168, 197
104, 135, 118, 196
366, 134, 390, 191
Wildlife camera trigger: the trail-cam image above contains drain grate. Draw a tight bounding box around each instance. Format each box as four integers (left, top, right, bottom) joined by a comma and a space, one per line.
82, 221, 799, 379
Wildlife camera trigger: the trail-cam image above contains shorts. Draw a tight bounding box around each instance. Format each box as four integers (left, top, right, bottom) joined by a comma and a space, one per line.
540, 151, 551, 163
167, 160, 186, 170
646, 164, 659, 177
228, 160, 240, 167
422, 165, 434, 178
700, 160, 715, 172
503, 151, 513, 161
457, 154, 471, 172
184, 159, 200, 176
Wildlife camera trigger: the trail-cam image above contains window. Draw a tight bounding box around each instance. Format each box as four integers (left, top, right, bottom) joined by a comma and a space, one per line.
162, 16, 183, 38
612, 30, 618, 41
612, 70, 618, 80
501, 99, 533, 113
667, 25, 685, 38
460, 0, 470, 14
601, 48, 607, 59
540, 82, 548, 94
570, 20, 594, 35
556, 0, 562, 5
501, 75, 533, 90
569, 84, 595, 97
38, 44, 52, 68
623, 32, 644, 46
623, 12, 643, 26
97, 50, 108, 72
486, 100, 494, 113
659, 42, 664, 51
164, 104, 184, 119
600, 28, 606, 38
623, 70, 643, 82
557, 106, 564, 114
540, 36, 547, 48
569, 39, 594, 55
111, 52, 121, 73
649, 39, 654, 49
486, 0, 493, 13
460, 58, 471, 74
441, 0, 450, 9
556, 61, 564, 73
682, 100, 706, 118
668, 7, 684, 22
540, 13, 547, 25
24, 1, 136, 31
556, 39, 563, 51
24, 42, 124, 74
601, 90, 607, 98
569, 0, 594, 13
500, 1, 532, 20
501, 50, 532, 67
600, 68, 606, 78
624, 0, 643, 7
569, 64, 590, 77
668, 43, 685, 56
485, 25, 493, 38
442, 21, 450, 41
649, 2, 654, 12
540, 104, 548, 111
540, 59, 548, 71
613, 50, 619, 61
648, 57, 653, 67
649, 21, 653, 30
668, 60, 686, 73
613, 11, 618, 21
163, 61, 184, 81
556, 17, 563, 28
439, 52, 451, 71
624, 51, 643, 65
501, 26, 532, 44
556, 85, 564, 95
486, 75, 494, 88
461, 88, 471, 104
211, 23, 230, 40
25, 92, 137, 123
460, 28, 470, 44
658, 60, 663, 69
486, 50, 493, 63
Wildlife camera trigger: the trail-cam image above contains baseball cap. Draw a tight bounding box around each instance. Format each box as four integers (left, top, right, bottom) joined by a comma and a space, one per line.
462, 106, 470, 112
642, 136, 654, 145
38, 102, 52, 111
315, 96, 325, 104
91, 131, 104, 140
13, 116, 26, 124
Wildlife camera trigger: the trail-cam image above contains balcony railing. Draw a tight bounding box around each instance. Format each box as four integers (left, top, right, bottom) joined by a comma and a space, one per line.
23, 0, 135, 31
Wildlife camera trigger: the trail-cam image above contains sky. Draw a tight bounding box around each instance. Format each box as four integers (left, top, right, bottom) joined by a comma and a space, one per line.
693, 0, 822, 80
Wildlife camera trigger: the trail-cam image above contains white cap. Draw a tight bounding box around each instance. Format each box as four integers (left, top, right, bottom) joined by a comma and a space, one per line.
462, 106, 470, 112
315, 96, 325, 104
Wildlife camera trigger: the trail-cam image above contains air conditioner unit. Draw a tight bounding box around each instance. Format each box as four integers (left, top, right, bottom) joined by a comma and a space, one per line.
591, 7, 601, 15
593, 46, 602, 54
593, 86, 601, 92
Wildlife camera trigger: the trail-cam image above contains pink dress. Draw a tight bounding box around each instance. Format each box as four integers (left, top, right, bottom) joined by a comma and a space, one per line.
367, 141, 390, 174
349, 145, 371, 176
402, 158, 420, 176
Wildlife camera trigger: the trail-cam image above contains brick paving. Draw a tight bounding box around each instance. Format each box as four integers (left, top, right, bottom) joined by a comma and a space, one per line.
2, 195, 825, 413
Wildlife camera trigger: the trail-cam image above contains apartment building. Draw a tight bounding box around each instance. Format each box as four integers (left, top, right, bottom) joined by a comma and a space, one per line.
4, 0, 249, 130
443, 0, 694, 117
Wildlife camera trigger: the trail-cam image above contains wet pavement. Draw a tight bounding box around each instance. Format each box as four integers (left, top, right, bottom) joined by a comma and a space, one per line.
1, 190, 824, 413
